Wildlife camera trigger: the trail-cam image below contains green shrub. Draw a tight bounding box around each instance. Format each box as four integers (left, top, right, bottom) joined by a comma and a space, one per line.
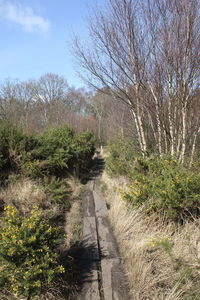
24, 126, 74, 176
44, 176, 71, 209
0, 205, 64, 298
122, 157, 200, 220
21, 159, 44, 178
0, 122, 95, 181
0, 123, 37, 172
106, 139, 136, 176
72, 131, 95, 173
21, 126, 95, 178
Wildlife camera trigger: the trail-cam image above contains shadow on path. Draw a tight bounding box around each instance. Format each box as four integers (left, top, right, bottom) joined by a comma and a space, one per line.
81, 153, 105, 184
60, 240, 104, 299
59, 153, 130, 299
58, 154, 106, 299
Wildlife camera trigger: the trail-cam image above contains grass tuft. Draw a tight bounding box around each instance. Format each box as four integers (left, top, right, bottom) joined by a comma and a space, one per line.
0, 177, 47, 215
101, 172, 200, 300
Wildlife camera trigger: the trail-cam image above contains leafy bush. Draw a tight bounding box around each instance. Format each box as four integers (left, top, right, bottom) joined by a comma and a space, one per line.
106, 139, 136, 176
0, 123, 95, 179
21, 126, 95, 178
122, 157, 200, 220
0, 122, 37, 172
44, 176, 71, 209
0, 205, 64, 298
20, 126, 74, 177
72, 131, 95, 173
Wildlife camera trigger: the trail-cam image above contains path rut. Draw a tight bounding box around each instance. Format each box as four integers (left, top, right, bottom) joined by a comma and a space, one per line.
78, 157, 130, 300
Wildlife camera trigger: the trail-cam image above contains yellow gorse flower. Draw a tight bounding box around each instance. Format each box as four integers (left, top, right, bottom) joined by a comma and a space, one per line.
29, 236, 36, 242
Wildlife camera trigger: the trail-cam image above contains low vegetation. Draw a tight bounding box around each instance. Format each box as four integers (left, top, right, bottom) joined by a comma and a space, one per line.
106, 139, 135, 176
0, 122, 95, 299
101, 172, 200, 300
102, 140, 200, 299
0, 206, 64, 299
106, 140, 200, 221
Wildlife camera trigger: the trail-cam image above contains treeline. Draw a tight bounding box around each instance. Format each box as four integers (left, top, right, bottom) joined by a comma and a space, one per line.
0, 73, 95, 134
0, 73, 132, 144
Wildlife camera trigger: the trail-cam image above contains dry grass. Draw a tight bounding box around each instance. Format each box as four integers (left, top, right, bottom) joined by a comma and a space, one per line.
67, 176, 83, 201
0, 176, 84, 300
0, 283, 72, 300
62, 176, 83, 250
0, 177, 47, 215
101, 172, 200, 300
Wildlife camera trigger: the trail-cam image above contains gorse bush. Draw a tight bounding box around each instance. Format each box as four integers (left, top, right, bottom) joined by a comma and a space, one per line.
0, 205, 64, 298
0, 122, 95, 298
0, 122, 37, 172
36, 126, 74, 174
106, 140, 200, 220
72, 131, 96, 172
44, 176, 71, 209
122, 157, 200, 220
21, 125, 95, 178
106, 139, 136, 176
0, 123, 95, 179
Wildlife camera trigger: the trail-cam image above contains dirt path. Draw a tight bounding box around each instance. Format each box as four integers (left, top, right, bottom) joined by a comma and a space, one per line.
77, 157, 130, 300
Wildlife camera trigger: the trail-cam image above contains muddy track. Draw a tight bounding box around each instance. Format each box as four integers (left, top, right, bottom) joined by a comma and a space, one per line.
78, 157, 130, 300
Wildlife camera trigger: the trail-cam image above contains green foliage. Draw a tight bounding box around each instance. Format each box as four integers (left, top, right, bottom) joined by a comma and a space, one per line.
149, 237, 174, 257
0, 122, 37, 172
122, 157, 200, 220
21, 159, 44, 178
21, 126, 95, 178
21, 126, 74, 177
0, 123, 95, 179
106, 139, 136, 176
72, 131, 96, 172
0, 205, 64, 298
44, 176, 71, 209
0, 123, 93, 298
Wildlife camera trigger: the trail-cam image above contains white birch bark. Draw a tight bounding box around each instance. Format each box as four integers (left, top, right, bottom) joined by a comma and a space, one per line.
189, 127, 200, 167
149, 85, 163, 155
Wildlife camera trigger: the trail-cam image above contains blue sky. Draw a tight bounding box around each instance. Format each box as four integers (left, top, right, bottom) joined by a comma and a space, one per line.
0, 0, 103, 88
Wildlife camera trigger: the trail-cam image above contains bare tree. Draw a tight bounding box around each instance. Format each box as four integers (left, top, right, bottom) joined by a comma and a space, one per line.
73, 0, 151, 154
146, 0, 200, 163
0, 75, 99, 135
33, 73, 69, 125
73, 0, 200, 162
0, 79, 36, 130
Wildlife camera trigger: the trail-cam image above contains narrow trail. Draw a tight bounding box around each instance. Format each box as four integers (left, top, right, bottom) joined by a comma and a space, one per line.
77, 156, 130, 300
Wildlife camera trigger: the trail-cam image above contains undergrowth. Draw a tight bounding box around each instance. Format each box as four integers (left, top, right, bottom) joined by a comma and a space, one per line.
102, 172, 200, 300
106, 139, 200, 221
0, 205, 64, 299
0, 122, 95, 299
104, 139, 200, 299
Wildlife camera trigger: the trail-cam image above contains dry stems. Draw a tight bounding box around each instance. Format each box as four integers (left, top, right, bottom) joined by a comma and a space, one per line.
0, 177, 47, 214
101, 172, 200, 300
0, 176, 83, 299
63, 176, 83, 249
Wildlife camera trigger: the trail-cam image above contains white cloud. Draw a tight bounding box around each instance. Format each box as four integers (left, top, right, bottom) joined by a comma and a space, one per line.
0, 1, 50, 34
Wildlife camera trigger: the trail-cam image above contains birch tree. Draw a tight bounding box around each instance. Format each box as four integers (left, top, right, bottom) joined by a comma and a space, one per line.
73, 0, 200, 162
146, 0, 200, 163
73, 0, 150, 154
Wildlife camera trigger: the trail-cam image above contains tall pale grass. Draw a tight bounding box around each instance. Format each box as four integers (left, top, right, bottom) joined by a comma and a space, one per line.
0, 177, 47, 214
101, 172, 200, 300
63, 176, 83, 249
